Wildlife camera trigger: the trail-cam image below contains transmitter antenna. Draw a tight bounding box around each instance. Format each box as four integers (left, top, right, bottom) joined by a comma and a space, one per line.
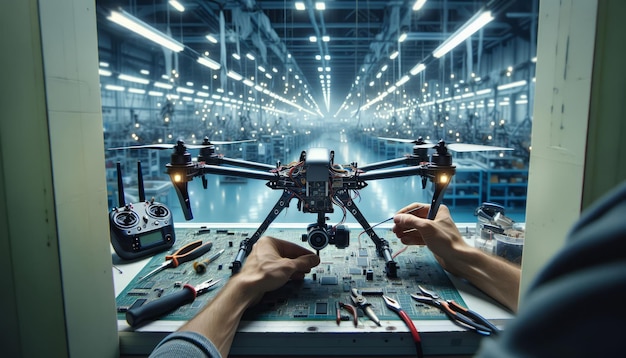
137, 161, 145, 202
116, 162, 125, 207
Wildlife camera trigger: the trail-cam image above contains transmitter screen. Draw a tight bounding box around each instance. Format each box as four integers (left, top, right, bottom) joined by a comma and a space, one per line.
139, 231, 163, 247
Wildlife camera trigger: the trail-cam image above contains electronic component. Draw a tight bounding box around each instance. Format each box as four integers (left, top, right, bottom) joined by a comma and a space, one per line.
109, 162, 175, 260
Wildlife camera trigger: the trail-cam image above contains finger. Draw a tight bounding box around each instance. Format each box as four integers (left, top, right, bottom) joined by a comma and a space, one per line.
290, 253, 320, 273
273, 238, 317, 259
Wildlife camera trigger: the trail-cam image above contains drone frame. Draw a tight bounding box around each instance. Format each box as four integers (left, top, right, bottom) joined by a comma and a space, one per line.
162, 137, 458, 278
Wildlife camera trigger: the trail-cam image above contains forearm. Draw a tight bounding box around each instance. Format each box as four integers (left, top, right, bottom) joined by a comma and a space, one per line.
448, 245, 520, 312
177, 275, 260, 357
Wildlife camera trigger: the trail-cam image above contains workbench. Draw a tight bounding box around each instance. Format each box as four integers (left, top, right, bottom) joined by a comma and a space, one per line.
113, 223, 514, 357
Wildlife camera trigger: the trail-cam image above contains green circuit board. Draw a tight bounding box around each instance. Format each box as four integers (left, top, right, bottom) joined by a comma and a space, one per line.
116, 227, 466, 323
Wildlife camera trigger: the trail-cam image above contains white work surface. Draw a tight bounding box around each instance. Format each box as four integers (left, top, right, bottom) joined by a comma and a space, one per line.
114, 223, 515, 357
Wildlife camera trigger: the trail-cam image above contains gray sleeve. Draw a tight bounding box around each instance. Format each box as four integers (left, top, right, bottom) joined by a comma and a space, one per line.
149, 331, 222, 358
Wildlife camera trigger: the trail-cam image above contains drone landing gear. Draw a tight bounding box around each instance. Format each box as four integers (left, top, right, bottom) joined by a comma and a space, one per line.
334, 189, 398, 278
229, 190, 294, 274
228, 189, 399, 278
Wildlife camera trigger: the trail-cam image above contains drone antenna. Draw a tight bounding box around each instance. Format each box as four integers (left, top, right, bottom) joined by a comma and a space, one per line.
116, 162, 125, 207
137, 161, 145, 202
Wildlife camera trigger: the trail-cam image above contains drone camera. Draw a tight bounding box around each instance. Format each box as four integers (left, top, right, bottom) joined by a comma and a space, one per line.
302, 223, 349, 251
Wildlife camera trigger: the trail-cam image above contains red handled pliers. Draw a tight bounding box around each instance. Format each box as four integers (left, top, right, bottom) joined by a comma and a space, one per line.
382, 295, 424, 358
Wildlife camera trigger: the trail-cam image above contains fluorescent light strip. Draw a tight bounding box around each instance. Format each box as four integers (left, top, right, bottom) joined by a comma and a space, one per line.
118, 73, 149, 84
433, 10, 493, 58
497, 80, 527, 91
176, 86, 194, 94
413, 0, 427, 11
154, 81, 173, 89
148, 91, 163, 96
197, 56, 221, 70
99, 69, 112, 77
105, 85, 125, 91
227, 71, 243, 81
108, 10, 184, 52
409, 63, 426, 75
169, 0, 185, 12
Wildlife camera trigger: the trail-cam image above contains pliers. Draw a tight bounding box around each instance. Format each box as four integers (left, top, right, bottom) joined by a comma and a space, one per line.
350, 288, 381, 326
411, 285, 499, 336
138, 240, 213, 282
336, 301, 358, 327
382, 295, 424, 358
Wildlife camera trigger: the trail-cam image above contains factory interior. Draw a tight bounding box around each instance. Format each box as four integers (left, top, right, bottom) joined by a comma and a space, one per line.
98, 0, 536, 224
3, 0, 626, 357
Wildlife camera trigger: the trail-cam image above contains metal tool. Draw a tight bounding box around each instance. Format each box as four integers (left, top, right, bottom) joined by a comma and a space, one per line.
336, 301, 358, 327
126, 278, 220, 327
350, 288, 381, 326
411, 285, 499, 336
138, 240, 213, 282
382, 295, 423, 358
193, 249, 225, 273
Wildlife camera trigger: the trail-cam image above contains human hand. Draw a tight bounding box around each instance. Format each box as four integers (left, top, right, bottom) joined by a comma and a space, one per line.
392, 203, 469, 276
238, 236, 321, 304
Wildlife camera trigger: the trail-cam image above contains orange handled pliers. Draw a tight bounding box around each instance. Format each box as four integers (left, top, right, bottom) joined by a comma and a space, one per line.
138, 240, 213, 282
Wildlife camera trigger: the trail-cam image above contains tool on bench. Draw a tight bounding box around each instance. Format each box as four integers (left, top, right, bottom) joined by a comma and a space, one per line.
138, 240, 213, 282
193, 249, 225, 274
411, 285, 499, 336
382, 295, 423, 358
126, 278, 221, 327
350, 288, 381, 326
336, 301, 358, 327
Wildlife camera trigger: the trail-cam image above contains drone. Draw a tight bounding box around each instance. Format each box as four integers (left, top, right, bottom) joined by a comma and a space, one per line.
111, 136, 511, 278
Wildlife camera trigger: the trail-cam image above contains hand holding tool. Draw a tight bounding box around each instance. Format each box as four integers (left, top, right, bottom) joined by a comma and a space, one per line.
382, 295, 423, 358
350, 288, 381, 326
138, 240, 213, 282
126, 279, 220, 327
411, 285, 499, 336
193, 249, 225, 273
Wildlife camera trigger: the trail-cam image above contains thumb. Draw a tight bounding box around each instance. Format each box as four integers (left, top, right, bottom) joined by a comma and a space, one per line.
291, 253, 320, 272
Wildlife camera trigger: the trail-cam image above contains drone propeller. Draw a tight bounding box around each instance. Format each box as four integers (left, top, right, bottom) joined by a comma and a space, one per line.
109, 138, 256, 151
378, 137, 512, 152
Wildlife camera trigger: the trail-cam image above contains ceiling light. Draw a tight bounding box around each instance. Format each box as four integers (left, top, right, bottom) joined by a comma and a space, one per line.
295, 2, 305, 10
197, 56, 221, 70
389, 51, 399, 60
396, 75, 410, 87
324, 55, 331, 60
118, 74, 149, 84
433, 10, 494, 58
497, 80, 527, 91
409, 63, 426, 75
98, 69, 112, 77
232, 53, 241, 60
413, 0, 427, 11
315, 55, 321, 60
398, 32, 407, 43
246, 53, 256, 61
315, 2, 326, 10
322, 35, 330, 42
154, 81, 173, 89
108, 10, 184, 52
169, 0, 185, 12
309, 36, 318, 42
206, 34, 218, 44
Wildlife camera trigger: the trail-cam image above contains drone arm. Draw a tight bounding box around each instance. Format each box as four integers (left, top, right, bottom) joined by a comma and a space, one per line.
358, 166, 427, 181
198, 165, 276, 181
230, 190, 294, 274
334, 189, 398, 278
358, 157, 412, 171
218, 157, 276, 171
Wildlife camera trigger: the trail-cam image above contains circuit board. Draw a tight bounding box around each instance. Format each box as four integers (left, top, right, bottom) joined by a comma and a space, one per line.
116, 226, 466, 323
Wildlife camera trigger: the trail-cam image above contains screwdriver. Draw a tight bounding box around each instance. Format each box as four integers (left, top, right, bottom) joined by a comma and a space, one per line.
138, 240, 213, 282
126, 279, 220, 328
193, 249, 225, 273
